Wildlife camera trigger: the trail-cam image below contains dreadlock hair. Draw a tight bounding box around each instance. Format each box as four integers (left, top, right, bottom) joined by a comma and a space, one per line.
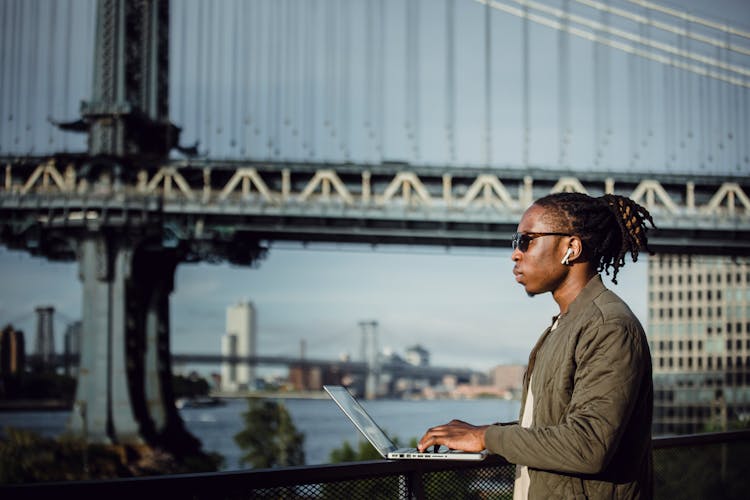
533, 192, 656, 284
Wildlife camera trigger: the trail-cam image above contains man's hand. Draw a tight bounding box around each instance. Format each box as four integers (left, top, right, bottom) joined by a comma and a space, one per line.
417, 419, 489, 453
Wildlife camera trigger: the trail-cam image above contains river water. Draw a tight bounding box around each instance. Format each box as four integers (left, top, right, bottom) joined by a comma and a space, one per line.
0, 397, 520, 470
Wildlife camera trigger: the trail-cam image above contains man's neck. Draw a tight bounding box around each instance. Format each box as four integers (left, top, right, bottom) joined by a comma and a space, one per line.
553, 268, 597, 314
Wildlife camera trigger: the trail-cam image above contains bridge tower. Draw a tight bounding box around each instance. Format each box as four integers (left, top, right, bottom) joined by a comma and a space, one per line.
359, 320, 380, 399
64, 0, 198, 453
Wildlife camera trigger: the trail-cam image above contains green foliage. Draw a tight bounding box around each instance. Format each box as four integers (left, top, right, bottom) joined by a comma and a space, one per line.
0, 427, 223, 484
172, 373, 210, 399
234, 399, 305, 468
15, 372, 76, 400
0, 427, 126, 483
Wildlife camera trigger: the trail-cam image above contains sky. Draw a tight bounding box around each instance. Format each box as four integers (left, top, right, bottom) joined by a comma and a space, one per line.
0, 0, 747, 376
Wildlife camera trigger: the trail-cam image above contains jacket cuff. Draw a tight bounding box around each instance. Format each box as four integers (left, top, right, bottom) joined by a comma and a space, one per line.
484, 423, 506, 454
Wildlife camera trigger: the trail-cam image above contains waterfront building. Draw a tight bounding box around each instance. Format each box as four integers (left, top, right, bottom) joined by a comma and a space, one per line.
220, 301, 257, 392
490, 364, 525, 399
0, 325, 25, 397
648, 254, 750, 435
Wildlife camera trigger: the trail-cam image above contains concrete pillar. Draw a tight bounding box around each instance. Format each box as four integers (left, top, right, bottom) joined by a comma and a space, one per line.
69, 236, 139, 443
68, 235, 197, 452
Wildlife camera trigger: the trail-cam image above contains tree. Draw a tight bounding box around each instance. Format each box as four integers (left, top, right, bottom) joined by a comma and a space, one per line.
234, 399, 305, 468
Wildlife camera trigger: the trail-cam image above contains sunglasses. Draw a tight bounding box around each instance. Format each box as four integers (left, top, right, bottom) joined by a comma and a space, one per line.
511, 232, 571, 252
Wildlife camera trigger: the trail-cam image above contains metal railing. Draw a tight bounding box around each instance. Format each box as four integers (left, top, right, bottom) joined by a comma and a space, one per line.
3, 430, 749, 499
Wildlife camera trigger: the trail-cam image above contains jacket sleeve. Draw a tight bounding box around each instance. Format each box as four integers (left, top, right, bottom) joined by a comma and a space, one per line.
484, 318, 647, 475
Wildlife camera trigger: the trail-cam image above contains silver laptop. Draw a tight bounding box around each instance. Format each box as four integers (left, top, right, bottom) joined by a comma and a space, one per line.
323, 385, 488, 461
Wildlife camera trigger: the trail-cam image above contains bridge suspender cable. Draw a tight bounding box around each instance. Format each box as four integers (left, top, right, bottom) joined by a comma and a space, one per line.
445, 0, 456, 163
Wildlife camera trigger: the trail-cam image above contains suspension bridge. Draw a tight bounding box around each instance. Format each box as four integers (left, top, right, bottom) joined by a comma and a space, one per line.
0, 0, 748, 453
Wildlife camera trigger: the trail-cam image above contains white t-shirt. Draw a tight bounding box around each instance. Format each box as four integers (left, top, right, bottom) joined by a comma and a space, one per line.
514, 316, 561, 500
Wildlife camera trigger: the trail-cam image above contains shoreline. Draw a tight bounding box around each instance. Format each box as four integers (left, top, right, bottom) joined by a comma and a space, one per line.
0, 399, 72, 412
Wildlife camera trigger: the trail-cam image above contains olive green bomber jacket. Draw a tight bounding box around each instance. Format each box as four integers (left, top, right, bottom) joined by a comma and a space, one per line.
484, 275, 653, 499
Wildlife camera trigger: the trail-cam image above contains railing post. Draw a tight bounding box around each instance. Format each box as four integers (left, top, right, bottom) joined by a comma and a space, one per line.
406, 468, 426, 500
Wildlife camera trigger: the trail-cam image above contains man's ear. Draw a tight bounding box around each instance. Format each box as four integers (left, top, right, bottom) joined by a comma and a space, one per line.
568, 236, 583, 262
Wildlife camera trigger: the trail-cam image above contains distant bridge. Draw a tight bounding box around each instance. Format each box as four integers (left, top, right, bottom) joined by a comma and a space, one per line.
170, 353, 478, 381
30, 352, 478, 382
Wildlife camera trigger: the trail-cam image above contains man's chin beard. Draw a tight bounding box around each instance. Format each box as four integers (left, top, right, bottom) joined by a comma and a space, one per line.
526, 291, 537, 298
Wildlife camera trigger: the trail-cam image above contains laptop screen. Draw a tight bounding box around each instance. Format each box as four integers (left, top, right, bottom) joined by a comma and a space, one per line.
324, 385, 397, 456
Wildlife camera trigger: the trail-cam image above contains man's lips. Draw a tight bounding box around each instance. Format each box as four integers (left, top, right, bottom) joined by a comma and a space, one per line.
513, 268, 523, 283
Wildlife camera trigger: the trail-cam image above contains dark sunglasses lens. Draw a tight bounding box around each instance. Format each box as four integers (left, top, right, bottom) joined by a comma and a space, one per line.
512, 233, 530, 252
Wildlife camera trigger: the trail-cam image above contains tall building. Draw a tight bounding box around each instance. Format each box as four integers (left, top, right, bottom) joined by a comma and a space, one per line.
0, 325, 26, 397
34, 306, 55, 366
64, 321, 82, 377
648, 254, 750, 435
221, 301, 257, 392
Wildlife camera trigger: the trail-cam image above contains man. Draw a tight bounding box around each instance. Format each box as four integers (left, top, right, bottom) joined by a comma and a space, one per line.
418, 192, 655, 499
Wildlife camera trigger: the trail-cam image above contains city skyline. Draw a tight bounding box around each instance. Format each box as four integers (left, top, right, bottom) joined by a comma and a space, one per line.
0, 242, 648, 374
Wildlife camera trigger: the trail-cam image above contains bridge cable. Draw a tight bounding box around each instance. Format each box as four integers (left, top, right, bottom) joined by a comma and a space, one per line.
477, 0, 750, 88
518, 0, 750, 79
341, 0, 351, 160
628, 25, 637, 168
194, 1, 203, 154
26, 0, 39, 153
624, 0, 750, 40
1, 0, 11, 152
46, 0, 57, 148
303, 0, 314, 158
484, 0, 493, 166
365, 0, 374, 160
323, 0, 335, 159
10, 0, 21, 148
522, 3, 530, 166
229, 0, 239, 150
581, 0, 750, 53
558, 0, 570, 168
445, 0, 456, 163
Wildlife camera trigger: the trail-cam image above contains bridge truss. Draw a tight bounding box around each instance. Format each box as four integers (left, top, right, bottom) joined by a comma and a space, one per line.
2, 156, 749, 259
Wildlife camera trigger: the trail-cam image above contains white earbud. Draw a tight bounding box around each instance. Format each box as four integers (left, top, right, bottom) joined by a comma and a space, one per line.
561, 248, 573, 265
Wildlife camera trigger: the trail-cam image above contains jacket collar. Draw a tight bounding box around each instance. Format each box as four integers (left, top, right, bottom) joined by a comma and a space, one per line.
560, 274, 607, 323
